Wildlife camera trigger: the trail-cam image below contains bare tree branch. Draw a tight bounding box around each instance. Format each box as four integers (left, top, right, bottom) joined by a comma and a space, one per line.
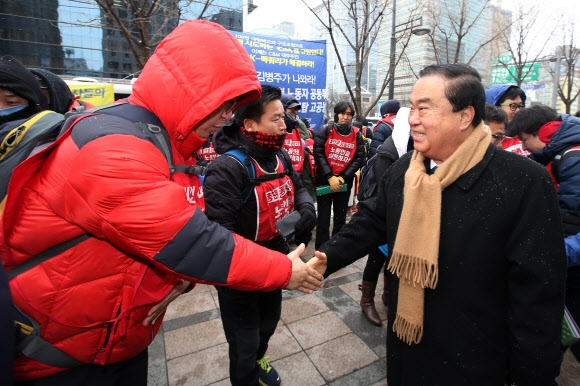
303, 0, 421, 119
94, 0, 214, 69
496, 4, 556, 86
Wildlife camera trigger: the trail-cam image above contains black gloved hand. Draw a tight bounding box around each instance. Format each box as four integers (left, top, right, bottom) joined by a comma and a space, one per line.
294, 203, 316, 245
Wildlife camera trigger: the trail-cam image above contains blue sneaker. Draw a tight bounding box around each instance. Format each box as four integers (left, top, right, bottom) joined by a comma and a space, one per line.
257, 355, 281, 386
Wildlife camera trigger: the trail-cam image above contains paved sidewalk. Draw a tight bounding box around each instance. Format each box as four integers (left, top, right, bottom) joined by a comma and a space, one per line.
147, 244, 580, 386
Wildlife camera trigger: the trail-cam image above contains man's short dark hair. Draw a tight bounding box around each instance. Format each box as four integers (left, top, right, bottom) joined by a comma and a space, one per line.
333, 101, 355, 122
508, 105, 559, 137
419, 64, 485, 128
484, 103, 507, 125
234, 84, 281, 126
497, 86, 526, 105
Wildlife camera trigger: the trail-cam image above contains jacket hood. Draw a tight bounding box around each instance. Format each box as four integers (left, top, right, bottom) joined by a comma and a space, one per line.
28, 67, 73, 114
128, 20, 261, 158
380, 99, 400, 116
213, 124, 242, 155
485, 84, 527, 106
0, 55, 48, 124
392, 107, 412, 158
533, 114, 580, 164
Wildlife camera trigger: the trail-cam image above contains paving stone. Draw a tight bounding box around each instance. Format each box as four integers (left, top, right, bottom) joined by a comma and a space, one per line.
287, 310, 351, 350
164, 318, 226, 360
166, 343, 229, 386
306, 333, 379, 382
281, 292, 330, 324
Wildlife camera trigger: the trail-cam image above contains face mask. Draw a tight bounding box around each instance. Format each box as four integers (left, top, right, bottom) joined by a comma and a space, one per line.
0, 103, 28, 116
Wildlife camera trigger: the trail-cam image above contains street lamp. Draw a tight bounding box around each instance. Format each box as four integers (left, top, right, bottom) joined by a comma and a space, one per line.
387, 0, 430, 99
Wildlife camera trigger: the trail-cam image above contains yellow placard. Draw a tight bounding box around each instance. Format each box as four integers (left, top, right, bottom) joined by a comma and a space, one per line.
66, 82, 115, 106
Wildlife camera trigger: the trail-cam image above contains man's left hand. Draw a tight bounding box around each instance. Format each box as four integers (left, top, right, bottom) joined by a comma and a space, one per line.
285, 243, 323, 293
143, 280, 191, 326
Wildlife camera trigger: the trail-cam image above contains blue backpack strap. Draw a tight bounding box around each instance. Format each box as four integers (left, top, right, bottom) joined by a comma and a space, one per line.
224, 149, 256, 204
224, 149, 291, 205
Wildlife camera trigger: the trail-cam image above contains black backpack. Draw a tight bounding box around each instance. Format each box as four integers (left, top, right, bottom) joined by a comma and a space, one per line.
357, 153, 379, 201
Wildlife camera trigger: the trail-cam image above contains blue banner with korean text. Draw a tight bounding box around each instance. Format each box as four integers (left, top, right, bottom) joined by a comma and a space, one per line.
229, 30, 327, 130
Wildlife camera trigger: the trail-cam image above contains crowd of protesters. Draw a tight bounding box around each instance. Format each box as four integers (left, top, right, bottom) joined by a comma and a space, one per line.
1, 19, 579, 386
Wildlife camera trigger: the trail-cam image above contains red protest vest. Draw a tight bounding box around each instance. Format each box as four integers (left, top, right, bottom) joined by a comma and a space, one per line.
197, 141, 218, 163
305, 137, 316, 177
502, 137, 530, 157
324, 126, 358, 175
252, 155, 295, 242
283, 129, 304, 173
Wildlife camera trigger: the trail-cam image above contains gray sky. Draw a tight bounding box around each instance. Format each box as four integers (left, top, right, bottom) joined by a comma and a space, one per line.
247, 0, 579, 43
246, 0, 316, 38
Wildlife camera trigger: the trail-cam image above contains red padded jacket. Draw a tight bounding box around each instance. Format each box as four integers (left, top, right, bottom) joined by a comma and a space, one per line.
1, 20, 293, 381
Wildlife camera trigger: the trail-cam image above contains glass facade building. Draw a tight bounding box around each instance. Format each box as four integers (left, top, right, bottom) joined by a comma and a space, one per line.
0, 0, 242, 79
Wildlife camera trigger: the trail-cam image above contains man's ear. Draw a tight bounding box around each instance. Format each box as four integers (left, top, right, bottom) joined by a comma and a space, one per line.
244, 118, 256, 132
459, 106, 475, 130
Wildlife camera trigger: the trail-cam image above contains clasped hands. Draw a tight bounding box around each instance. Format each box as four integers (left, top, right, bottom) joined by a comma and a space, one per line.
285, 243, 328, 294
143, 246, 329, 326
328, 175, 345, 192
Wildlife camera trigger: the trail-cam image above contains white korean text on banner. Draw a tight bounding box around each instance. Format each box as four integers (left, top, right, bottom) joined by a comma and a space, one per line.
229, 30, 327, 130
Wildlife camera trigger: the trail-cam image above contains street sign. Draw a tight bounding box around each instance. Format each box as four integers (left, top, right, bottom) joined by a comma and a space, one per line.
490, 63, 540, 84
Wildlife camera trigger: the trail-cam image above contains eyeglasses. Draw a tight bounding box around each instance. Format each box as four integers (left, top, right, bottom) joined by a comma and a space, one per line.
491, 133, 506, 141
222, 99, 238, 114
500, 103, 524, 112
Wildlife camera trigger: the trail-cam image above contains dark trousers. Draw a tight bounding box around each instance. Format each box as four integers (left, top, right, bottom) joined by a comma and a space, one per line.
15, 349, 148, 386
566, 285, 580, 360
216, 287, 282, 386
315, 180, 352, 249
362, 248, 386, 282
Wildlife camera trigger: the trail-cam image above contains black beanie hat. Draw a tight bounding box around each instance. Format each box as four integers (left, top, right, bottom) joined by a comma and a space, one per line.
0, 55, 49, 112
380, 99, 400, 116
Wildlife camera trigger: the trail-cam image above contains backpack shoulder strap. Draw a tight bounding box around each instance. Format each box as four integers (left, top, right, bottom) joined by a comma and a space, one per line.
0, 111, 63, 162
552, 145, 580, 183
224, 149, 256, 204
277, 149, 292, 176
90, 103, 205, 177
7, 234, 90, 280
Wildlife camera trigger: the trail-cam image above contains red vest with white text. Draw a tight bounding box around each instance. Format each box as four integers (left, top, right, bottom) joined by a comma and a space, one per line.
251, 155, 295, 242
197, 140, 218, 163
282, 129, 304, 173
305, 137, 316, 177
324, 127, 358, 175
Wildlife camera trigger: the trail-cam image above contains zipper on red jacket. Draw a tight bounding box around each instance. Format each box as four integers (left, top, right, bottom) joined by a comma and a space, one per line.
90, 303, 121, 364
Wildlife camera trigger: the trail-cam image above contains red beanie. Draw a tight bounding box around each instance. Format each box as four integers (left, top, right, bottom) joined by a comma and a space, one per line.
537, 121, 560, 144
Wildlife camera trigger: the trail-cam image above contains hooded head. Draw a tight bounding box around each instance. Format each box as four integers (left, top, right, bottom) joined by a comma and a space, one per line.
28, 67, 74, 114
280, 94, 301, 113
0, 55, 48, 124
128, 20, 261, 158
380, 99, 400, 116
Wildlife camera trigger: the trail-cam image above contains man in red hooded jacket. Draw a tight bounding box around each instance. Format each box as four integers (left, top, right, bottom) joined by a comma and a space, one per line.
0, 20, 324, 385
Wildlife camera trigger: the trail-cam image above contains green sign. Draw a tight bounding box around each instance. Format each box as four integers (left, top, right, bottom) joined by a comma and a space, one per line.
490, 63, 540, 84
493, 54, 513, 64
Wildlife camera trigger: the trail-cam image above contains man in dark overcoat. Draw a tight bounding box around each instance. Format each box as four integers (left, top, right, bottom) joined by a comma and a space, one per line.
313, 63, 567, 385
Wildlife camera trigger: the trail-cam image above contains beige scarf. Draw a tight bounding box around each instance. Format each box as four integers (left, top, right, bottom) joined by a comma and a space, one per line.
387, 122, 490, 345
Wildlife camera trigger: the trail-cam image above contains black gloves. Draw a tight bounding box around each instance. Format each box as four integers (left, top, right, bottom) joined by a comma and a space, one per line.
294, 203, 316, 246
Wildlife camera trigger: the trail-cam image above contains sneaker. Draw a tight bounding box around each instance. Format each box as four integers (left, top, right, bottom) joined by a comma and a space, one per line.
257, 355, 281, 386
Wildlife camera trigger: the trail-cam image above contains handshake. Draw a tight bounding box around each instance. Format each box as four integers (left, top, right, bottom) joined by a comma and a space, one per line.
284, 243, 328, 294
